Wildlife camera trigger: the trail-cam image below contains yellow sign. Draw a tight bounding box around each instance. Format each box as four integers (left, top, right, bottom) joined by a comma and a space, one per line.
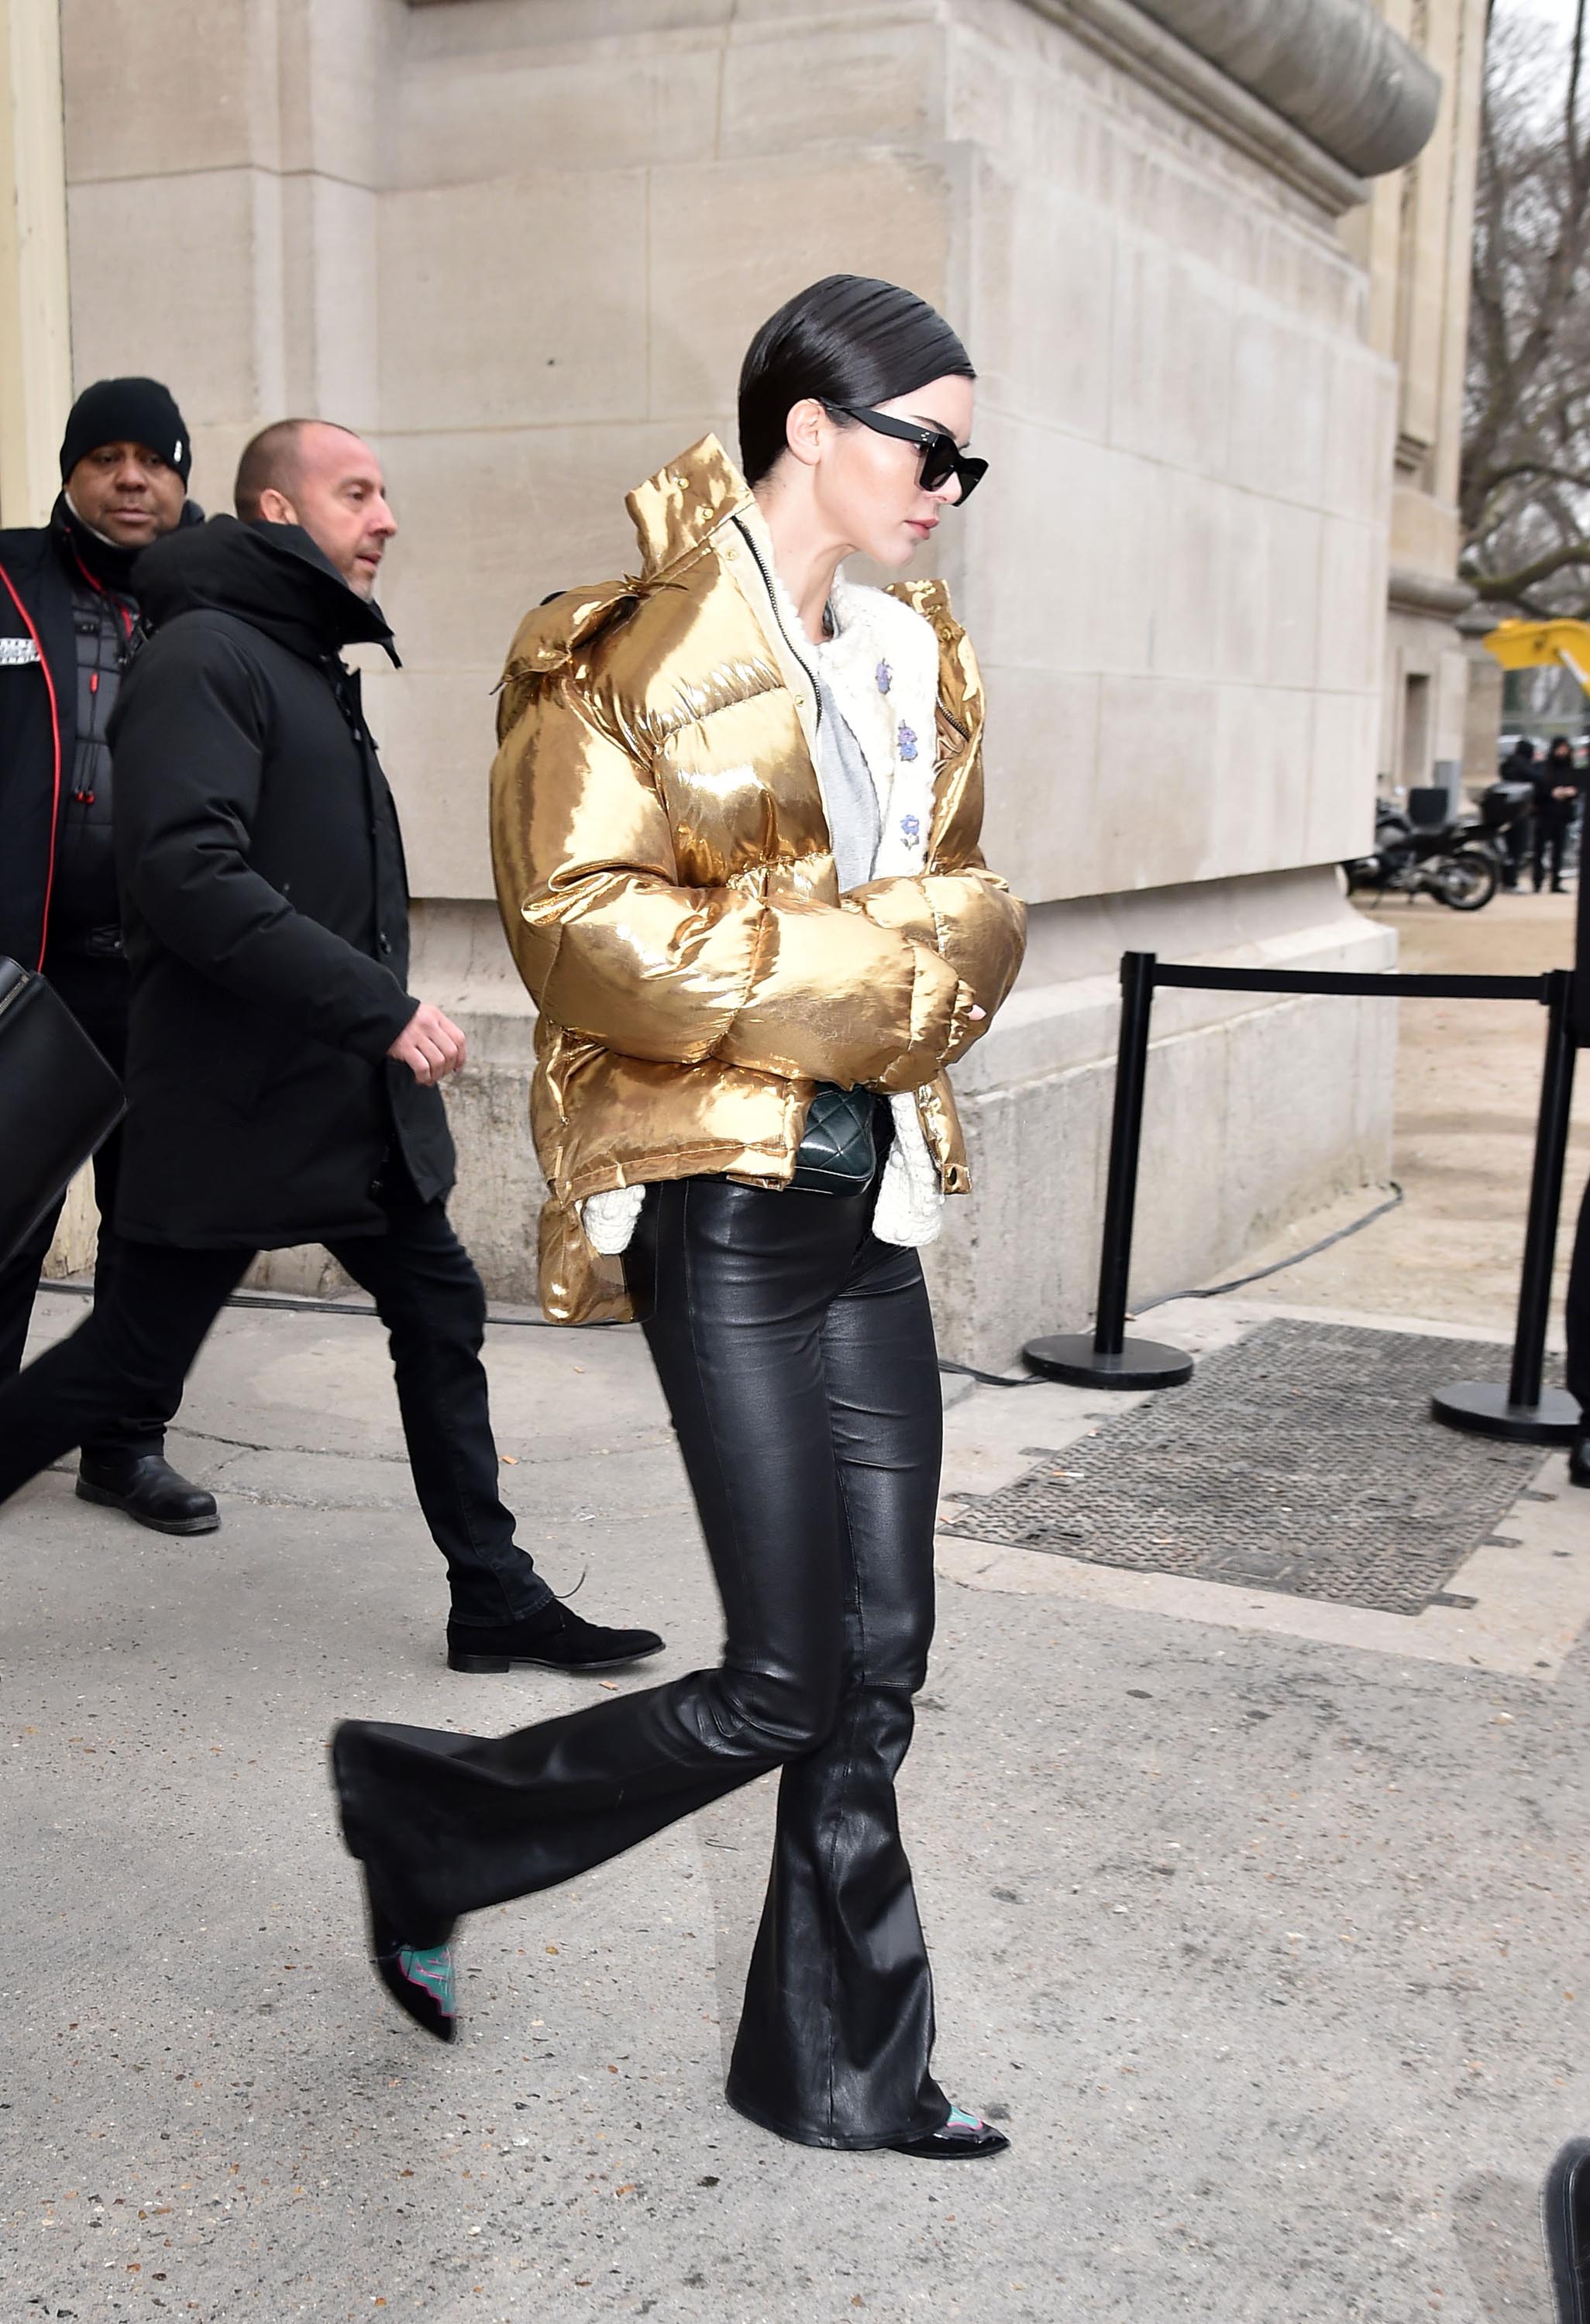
1482, 619, 1590, 693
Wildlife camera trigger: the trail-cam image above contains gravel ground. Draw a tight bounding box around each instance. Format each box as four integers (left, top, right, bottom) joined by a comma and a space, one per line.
2, 1257, 1588, 2324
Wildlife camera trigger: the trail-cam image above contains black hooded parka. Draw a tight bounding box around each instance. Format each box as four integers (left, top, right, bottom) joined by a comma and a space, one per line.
108, 516, 454, 1246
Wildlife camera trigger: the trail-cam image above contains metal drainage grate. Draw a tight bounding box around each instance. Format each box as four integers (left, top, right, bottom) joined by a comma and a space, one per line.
940, 1318, 1554, 1617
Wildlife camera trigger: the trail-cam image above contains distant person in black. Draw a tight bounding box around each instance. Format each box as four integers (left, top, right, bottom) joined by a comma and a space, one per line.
1533, 737, 1582, 895
0, 419, 663, 1676
0, 376, 216, 1536
1487, 737, 1538, 890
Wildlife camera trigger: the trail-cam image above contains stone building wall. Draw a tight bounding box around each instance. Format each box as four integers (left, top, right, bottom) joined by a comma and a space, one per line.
30, 0, 1455, 1361
1347, 0, 1488, 806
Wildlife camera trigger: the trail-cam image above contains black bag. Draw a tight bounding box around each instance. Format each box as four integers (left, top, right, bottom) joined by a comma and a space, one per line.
789, 1081, 881, 1196
0, 956, 126, 1266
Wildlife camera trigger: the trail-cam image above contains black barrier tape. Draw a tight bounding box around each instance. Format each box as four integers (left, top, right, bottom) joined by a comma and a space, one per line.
1022, 954, 1582, 1434
1152, 964, 1548, 1002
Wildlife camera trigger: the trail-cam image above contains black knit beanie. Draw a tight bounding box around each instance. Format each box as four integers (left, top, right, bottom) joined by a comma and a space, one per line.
59, 377, 192, 486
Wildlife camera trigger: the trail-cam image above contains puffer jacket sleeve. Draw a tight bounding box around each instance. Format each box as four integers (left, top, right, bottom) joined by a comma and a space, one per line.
841, 857, 1025, 1064
490, 666, 975, 1095
842, 774, 1026, 1067
843, 607, 1025, 1063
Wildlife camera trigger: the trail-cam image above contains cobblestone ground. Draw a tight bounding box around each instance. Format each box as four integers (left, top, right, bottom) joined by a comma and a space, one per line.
2, 889, 1588, 2324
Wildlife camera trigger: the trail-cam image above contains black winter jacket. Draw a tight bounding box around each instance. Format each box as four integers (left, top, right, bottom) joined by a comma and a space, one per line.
108, 517, 455, 1246
1533, 755, 1583, 830
0, 498, 205, 972
0, 512, 84, 968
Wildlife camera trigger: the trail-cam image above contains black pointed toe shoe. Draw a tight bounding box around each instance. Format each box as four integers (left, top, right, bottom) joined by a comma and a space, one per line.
77, 1453, 219, 1535
887, 2104, 1010, 2161
370, 1908, 457, 2045
331, 1728, 457, 2044
447, 1601, 665, 1674
1544, 2137, 1590, 2322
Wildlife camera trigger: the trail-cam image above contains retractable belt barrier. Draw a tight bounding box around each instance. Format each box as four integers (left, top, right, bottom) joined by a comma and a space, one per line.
1021, 951, 1583, 1446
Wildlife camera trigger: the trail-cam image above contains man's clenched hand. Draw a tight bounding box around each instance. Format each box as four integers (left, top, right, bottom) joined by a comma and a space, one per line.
388, 1002, 467, 1085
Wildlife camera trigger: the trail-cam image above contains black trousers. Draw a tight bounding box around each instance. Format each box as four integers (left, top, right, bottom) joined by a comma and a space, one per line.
333, 1171, 951, 2150
1568, 1173, 1590, 1421
1534, 819, 1571, 890
0, 954, 171, 1462
0, 1184, 552, 1626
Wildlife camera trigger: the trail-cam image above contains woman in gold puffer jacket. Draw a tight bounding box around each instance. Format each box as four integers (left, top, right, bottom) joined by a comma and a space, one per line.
332, 278, 1027, 2159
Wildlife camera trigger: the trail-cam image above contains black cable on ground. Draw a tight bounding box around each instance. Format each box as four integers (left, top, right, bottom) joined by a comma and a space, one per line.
937, 1357, 1051, 1389
1130, 1181, 1405, 1312
935, 1180, 1406, 1388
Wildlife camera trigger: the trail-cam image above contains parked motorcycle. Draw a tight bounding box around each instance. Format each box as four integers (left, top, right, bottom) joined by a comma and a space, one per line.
1342, 803, 1500, 910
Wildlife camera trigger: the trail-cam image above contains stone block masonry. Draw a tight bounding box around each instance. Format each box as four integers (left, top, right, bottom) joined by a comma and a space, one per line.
52, 0, 1438, 1359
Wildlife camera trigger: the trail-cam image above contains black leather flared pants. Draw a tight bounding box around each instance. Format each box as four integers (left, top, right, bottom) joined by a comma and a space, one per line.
333, 1172, 951, 2149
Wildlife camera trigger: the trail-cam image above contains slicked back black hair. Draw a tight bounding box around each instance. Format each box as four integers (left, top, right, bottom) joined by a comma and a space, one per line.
738, 275, 974, 488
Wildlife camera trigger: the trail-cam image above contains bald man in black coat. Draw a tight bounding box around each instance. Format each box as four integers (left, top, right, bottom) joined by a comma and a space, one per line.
0, 421, 663, 1675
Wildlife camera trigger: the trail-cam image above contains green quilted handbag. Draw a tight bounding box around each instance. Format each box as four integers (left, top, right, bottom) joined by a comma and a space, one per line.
789, 1082, 881, 1195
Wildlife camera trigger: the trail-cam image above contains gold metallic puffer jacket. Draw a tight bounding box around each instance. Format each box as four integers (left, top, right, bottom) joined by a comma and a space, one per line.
489, 435, 1027, 1324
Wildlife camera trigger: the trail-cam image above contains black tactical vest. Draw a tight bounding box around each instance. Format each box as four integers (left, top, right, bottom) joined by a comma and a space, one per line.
50, 576, 136, 954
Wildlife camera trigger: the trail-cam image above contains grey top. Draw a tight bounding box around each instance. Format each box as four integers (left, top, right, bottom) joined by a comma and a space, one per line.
814, 675, 882, 892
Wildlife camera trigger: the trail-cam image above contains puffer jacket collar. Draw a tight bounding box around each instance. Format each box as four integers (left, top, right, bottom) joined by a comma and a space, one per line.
625, 438, 983, 852
625, 435, 752, 579
502, 436, 986, 868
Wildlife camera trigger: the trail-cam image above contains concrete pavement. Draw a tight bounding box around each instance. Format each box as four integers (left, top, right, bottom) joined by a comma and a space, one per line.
1229, 889, 1590, 1332
3, 1270, 1589, 2324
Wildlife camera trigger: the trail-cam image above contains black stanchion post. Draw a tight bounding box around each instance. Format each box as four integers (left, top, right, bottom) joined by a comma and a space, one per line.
1432, 966, 1581, 1443
1024, 951, 1194, 1389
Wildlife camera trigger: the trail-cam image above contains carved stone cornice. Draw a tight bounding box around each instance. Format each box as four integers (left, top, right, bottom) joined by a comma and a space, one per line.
1020, 0, 1439, 214
1388, 567, 1478, 621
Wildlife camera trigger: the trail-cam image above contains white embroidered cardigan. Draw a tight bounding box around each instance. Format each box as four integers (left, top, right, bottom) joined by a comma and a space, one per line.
581, 549, 948, 1257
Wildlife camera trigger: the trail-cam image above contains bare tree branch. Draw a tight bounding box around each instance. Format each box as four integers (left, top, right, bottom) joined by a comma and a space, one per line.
1463, 2, 1590, 617
1467, 540, 1590, 598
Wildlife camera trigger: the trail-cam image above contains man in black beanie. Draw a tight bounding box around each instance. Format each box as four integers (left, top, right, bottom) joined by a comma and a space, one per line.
0, 375, 215, 1535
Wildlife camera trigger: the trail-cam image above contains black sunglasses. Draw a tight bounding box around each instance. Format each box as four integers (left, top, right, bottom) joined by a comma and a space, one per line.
824, 404, 988, 504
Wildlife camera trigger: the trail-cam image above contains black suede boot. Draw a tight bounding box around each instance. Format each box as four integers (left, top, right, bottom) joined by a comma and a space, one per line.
77, 1452, 219, 1535
446, 1600, 664, 1673
1569, 1431, 1590, 1489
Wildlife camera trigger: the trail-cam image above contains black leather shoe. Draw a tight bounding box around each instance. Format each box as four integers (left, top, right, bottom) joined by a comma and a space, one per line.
447, 1601, 665, 1674
1544, 2138, 1590, 2321
77, 1453, 219, 1536
887, 2105, 1010, 2161
1570, 1432, 1590, 1489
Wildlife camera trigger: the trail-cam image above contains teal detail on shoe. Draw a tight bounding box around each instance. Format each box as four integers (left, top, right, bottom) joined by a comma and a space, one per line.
399, 1945, 455, 2016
